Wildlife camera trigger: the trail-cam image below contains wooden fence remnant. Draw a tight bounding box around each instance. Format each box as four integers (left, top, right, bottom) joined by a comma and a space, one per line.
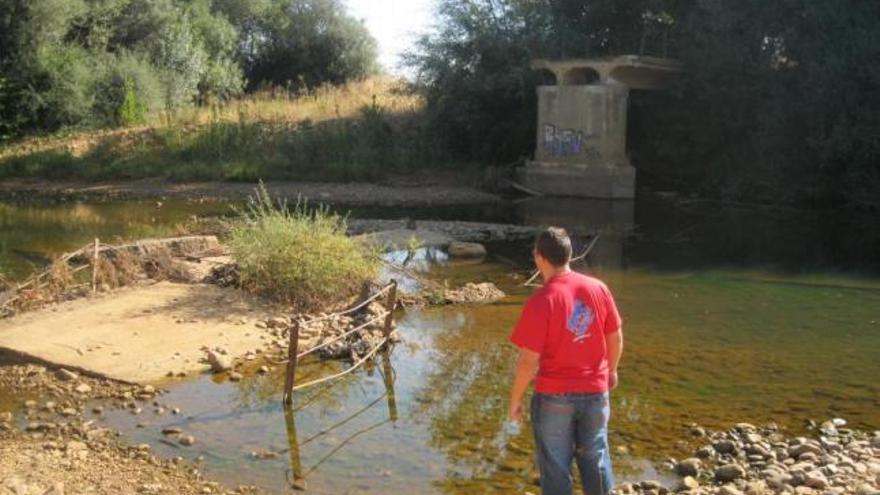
282, 320, 301, 406
382, 279, 397, 339
91, 238, 100, 295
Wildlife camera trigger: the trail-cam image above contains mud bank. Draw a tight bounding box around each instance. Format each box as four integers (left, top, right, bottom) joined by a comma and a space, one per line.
0, 179, 500, 207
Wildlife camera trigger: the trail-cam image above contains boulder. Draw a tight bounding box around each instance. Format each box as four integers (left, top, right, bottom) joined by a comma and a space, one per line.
447, 241, 487, 259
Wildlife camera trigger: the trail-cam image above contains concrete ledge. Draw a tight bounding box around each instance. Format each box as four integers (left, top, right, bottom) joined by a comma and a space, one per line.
518, 162, 635, 199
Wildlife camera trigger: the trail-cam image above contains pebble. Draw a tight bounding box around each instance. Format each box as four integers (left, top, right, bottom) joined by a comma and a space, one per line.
179, 435, 196, 446
74, 383, 92, 394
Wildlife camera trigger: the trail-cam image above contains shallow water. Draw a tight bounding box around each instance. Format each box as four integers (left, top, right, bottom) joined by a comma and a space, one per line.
1, 195, 879, 493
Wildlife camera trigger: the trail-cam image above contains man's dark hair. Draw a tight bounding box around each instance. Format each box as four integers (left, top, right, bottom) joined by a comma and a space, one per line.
534, 227, 572, 267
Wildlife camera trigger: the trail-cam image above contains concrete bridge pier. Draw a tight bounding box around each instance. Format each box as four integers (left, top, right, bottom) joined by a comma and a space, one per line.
518, 56, 681, 199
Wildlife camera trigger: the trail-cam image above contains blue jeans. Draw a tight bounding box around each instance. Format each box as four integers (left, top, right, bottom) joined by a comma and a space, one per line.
530, 392, 614, 495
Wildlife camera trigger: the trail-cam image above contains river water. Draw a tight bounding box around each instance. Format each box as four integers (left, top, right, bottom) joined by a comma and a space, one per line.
0, 195, 878, 494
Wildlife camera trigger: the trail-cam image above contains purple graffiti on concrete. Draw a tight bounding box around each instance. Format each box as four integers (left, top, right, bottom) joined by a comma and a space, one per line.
542, 124, 597, 157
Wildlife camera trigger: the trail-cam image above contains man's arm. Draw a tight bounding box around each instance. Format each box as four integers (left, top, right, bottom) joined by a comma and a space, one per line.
606, 328, 623, 389
508, 348, 540, 423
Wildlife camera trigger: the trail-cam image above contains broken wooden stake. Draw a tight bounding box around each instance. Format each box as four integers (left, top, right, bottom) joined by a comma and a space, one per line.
91, 238, 100, 295
382, 279, 397, 339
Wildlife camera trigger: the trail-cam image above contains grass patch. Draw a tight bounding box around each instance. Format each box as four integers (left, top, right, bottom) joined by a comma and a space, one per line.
226, 185, 379, 311
0, 78, 473, 183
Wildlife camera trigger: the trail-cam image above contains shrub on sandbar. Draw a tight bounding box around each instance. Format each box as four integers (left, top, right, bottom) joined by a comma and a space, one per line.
226, 184, 378, 311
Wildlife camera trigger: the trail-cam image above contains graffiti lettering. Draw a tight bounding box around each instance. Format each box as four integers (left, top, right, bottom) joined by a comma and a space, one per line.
542, 124, 598, 157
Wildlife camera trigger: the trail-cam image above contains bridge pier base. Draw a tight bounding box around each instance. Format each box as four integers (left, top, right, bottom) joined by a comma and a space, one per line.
519, 56, 681, 199
518, 161, 636, 199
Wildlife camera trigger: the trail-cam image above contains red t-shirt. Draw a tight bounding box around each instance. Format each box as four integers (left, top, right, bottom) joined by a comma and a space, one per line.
510, 271, 622, 394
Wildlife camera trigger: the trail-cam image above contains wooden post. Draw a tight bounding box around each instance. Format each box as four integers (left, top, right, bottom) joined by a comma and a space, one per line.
382, 279, 397, 339
91, 238, 100, 295
355, 280, 372, 316
282, 320, 300, 405
381, 349, 398, 422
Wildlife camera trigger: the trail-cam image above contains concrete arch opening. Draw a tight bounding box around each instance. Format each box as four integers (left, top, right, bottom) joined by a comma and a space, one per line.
562, 67, 600, 85
533, 68, 558, 86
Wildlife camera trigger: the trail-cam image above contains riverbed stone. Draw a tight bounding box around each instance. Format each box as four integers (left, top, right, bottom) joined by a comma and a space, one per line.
805, 472, 829, 489
676, 476, 700, 492
179, 435, 196, 446
206, 350, 231, 373
676, 458, 702, 477
74, 383, 92, 394
715, 440, 738, 455
716, 464, 746, 482
55, 369, 78, 381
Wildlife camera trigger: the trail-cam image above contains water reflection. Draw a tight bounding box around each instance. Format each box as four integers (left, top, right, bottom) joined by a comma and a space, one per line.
514, 196, 880, 275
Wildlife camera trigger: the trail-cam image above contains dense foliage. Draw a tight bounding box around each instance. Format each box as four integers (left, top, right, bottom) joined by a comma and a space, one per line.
0, 0, 377, 138
407, 0, 880, 208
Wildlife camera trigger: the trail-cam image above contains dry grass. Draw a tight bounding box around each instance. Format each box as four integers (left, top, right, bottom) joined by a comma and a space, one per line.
226, 184, 379, 311
0, 78, 422, 162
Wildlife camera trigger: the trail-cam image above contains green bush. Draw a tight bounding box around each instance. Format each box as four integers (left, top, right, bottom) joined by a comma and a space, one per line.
117, 79, 147, 126
93, 52, 165, 126
226, 185, 379, 311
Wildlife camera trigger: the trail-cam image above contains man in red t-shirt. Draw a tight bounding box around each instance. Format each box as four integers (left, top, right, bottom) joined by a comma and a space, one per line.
509, 227, 623, 495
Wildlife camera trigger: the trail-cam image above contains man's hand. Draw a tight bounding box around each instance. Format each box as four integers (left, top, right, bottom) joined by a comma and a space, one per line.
509, 399, 524, 423
509, 348, 539, 425
608, 370, 619, 390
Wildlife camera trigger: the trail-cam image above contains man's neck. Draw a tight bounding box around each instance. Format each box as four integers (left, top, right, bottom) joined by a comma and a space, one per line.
541, 264, 571, 283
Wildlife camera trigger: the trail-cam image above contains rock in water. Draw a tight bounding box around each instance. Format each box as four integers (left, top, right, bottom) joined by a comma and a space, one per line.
447, 241, 487, 259
716, 464, 746, 482
206, 350, 231, 373
74, 383, 92, 394
179, 435, 196, 446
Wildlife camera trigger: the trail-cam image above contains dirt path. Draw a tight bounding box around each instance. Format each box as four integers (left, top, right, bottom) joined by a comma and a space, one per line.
0, 179, 500, 206
0, 282, 283, 384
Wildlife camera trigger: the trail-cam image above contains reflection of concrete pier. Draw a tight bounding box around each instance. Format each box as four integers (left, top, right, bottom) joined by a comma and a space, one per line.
520, 56, 681, 199
516, 198, 634, 270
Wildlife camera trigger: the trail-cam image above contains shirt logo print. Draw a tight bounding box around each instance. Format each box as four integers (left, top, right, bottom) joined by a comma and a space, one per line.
567, 300, 594, 342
